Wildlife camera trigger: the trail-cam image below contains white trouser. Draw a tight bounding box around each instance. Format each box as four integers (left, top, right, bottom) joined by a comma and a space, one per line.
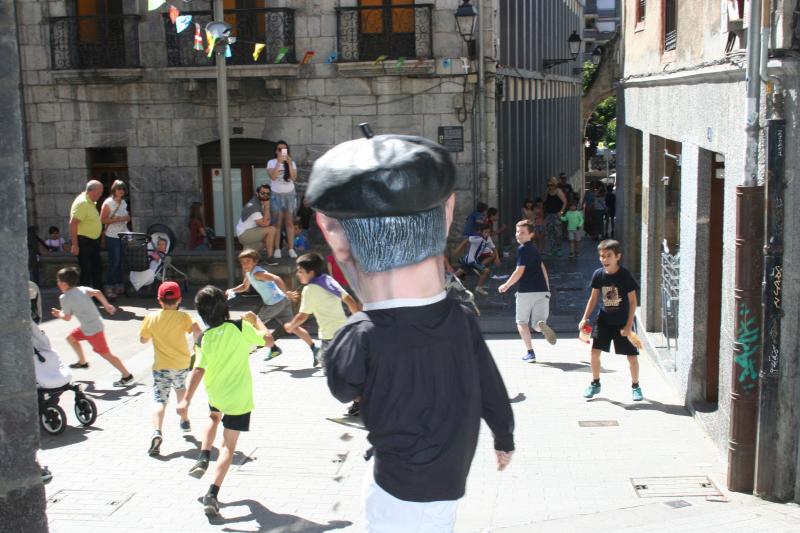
362, 459, 459, 533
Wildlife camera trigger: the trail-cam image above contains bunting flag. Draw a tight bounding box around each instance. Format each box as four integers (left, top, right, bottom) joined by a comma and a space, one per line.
300, 51, 315, 65
193, 23, 203, 51
373, 55, 387, 65
460, 57, 470, 73
225, 45, 232, 58
413, 58, 426, 68
325, 52, 338, 64
274, 47, 288, 64
253, 43, 265, 61
168, 5, 179, 24
148, 0, 165, 11
206, 31, 217, 58
442, 58, 452, 69
395, 56, 406, 70
175, 15, 192, 33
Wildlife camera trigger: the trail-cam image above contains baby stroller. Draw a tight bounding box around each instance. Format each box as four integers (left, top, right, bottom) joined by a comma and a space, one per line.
120, 224, 188, 295
27, 291, 98, 437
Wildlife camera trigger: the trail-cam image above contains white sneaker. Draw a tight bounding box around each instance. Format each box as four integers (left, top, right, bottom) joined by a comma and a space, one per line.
537, 321, 557, 345
273, 249, 282, 259
288, 249, 298, 258
474, 286, 488, 296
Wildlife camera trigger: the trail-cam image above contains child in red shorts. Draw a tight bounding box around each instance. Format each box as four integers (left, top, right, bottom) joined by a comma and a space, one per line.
50, 267, 134, 386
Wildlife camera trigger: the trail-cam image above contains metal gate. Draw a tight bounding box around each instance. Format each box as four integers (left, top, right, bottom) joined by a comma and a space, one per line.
661, 240, 680, 351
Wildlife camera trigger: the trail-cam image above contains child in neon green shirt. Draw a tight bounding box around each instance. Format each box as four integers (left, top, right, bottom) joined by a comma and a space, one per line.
560, 203, 585, 260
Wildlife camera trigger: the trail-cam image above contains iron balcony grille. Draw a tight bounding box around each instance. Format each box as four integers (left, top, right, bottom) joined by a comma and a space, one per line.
49, 15, 141, 69
335, 4, 433, 62
164, 8, 295, 67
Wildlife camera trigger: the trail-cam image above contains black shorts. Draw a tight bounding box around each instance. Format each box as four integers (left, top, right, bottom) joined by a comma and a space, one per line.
592, 319, 639, 356
209, 405, 251, 432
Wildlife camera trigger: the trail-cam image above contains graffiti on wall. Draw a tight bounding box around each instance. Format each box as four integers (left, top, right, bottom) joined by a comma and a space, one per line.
735, 303, 759, 392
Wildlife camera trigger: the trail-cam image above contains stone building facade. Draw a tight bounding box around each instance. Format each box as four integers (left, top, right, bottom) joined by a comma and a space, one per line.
18, 0, 583, 253
617, 0, 800, 502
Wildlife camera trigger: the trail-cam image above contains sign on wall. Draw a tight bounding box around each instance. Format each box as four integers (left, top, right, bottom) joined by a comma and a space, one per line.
438, 126, 464, 152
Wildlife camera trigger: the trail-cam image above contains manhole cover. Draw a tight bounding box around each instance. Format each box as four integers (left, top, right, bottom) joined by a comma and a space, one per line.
631, 476, 722, 498
664, 499, 692, 509
47, 490, 133, 520
578, 420, 619, 427
233, 447, 348, 479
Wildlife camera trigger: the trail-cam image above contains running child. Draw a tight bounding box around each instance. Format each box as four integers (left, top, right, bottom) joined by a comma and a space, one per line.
579, 239, 643, 401
227, 249, 317, 363
498, 221, 557, 362
50, 267, 133, 386
139, 281, 202, 456
284, 253, 360, 368
454, 224, 499, 296
177, 286, 269, 516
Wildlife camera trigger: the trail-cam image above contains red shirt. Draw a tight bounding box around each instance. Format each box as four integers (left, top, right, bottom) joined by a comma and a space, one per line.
326, 254, 350, 290
189, 219, 205, 249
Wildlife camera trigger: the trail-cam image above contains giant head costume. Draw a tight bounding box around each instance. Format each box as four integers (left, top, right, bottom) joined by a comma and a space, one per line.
307, 133, 456, 303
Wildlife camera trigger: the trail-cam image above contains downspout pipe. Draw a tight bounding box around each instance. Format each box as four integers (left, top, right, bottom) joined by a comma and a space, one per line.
476, 0, 489, 203
728, 0, 764, 494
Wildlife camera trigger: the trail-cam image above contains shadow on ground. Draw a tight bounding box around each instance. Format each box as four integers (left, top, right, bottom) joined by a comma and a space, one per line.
590, 397, 691, 417
203, 498, 351, 532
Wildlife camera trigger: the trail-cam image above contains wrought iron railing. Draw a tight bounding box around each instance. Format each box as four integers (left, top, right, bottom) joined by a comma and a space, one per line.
335, 4, 433, 62
164, 8, 295, 67
48, 15, 141, 69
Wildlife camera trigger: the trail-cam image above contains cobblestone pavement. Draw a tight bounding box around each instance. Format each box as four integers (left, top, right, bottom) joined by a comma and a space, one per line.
35, 242, 800, 532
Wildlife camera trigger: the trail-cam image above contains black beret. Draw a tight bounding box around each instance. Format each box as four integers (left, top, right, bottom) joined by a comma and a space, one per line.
306, 134, 456, 219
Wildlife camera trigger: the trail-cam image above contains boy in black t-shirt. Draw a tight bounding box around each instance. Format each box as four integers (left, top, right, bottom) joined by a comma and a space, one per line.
579, 240, 643, 401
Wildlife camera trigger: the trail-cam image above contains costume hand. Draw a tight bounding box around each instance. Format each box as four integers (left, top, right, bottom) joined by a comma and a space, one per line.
495, 450, 513, 471
176, 400, 189, 419
70, 243, 79, 256
242, 311, 257, 325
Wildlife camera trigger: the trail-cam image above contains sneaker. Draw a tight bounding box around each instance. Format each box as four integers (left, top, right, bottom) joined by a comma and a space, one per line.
265, 258, 279, 266
583, 382, 601, 398
148, 432, 163, 456
311, 344, 320, 367
474, 286, 488, 296
68, 362, 89, 369
521, 351, 536, 363
288, 249, 297, 258
345, 401, 361, 417
180, 420, 191, 433
537, 321, 557, 345
113, 374, 134, 387
632, 386, 644, 402
202, 493, 220, 517
189, 458, 209, 478
264, 345, 282, 360
273, 249, 282, 259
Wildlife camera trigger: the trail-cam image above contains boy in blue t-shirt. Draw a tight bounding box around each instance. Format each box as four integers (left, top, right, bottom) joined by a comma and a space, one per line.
498, 220, 557, 362
579, 239, 642, 401
227, 249, 317, 363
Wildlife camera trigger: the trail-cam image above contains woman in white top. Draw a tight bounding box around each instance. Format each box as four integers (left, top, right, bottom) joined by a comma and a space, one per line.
100, 180, 131, 298
266, 140, 298, 259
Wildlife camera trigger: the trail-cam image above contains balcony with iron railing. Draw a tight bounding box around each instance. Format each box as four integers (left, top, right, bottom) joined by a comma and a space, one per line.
335, 4, 433, 62
163, 8, 295, 67
48, 15, 141, 69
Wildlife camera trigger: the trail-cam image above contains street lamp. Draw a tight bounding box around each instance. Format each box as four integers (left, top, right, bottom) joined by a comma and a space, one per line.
543, 30, 582, 70
591, 46, 602, 66
455, 0, 478, 58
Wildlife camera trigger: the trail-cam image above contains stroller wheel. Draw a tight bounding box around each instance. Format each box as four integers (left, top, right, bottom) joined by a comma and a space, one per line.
40, 404, 67, 435
74, 396, 97, 426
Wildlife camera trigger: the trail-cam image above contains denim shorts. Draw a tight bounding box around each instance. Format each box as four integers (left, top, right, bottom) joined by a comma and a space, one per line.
152, 368, 190, 404
270, 191, 298, 215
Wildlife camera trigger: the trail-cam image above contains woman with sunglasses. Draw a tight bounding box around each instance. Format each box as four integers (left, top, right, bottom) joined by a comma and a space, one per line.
235, 183, 279, 263
543, 177, 567, 256
267, 140, 299, 259
100, 180, 131, 299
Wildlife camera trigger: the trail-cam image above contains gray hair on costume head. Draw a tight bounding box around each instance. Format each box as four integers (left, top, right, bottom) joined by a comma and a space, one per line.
340, 205, 446, 273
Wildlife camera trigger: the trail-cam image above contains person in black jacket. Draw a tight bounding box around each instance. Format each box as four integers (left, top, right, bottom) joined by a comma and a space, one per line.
306, 133, 515, 532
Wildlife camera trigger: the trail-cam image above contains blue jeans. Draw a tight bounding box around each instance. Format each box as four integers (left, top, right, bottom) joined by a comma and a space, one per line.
105, 236, 123, 287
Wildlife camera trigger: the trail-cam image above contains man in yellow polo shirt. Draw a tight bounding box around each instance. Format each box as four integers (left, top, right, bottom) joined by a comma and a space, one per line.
69, 180, 104, 289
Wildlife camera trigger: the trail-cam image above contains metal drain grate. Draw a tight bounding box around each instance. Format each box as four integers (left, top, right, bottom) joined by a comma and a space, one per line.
46, 490, 133, 520
631, 476, 722, 498
578, 420, 619, 427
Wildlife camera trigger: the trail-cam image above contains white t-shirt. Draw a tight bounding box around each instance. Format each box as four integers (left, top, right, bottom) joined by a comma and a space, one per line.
267, 159, 297, 194
464, 235, 495, 264
45, 238, 65, 251
102, 197, 129, 238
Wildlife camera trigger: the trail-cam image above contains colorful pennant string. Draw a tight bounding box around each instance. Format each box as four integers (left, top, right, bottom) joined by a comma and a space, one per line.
413, 58, 426, 68
274, 47, 289, 64
325, 52, 338, 64
206, 31, 217, 58
253, 43, 265, 61
168, 5, 179, 24
148, 0, 165, 11
193, 23, 203, 51
442, 58, 451, 68
373, 55, 387, 65
176, 15, 192, 33
225, 45, 232, 58
300, 51, 316, 65
395, 57, 406, 70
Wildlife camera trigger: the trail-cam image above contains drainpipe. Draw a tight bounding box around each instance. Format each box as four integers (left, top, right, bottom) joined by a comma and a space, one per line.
476, 0, 489, 203
755, 0, 785, 500
728, 0, 764, 494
